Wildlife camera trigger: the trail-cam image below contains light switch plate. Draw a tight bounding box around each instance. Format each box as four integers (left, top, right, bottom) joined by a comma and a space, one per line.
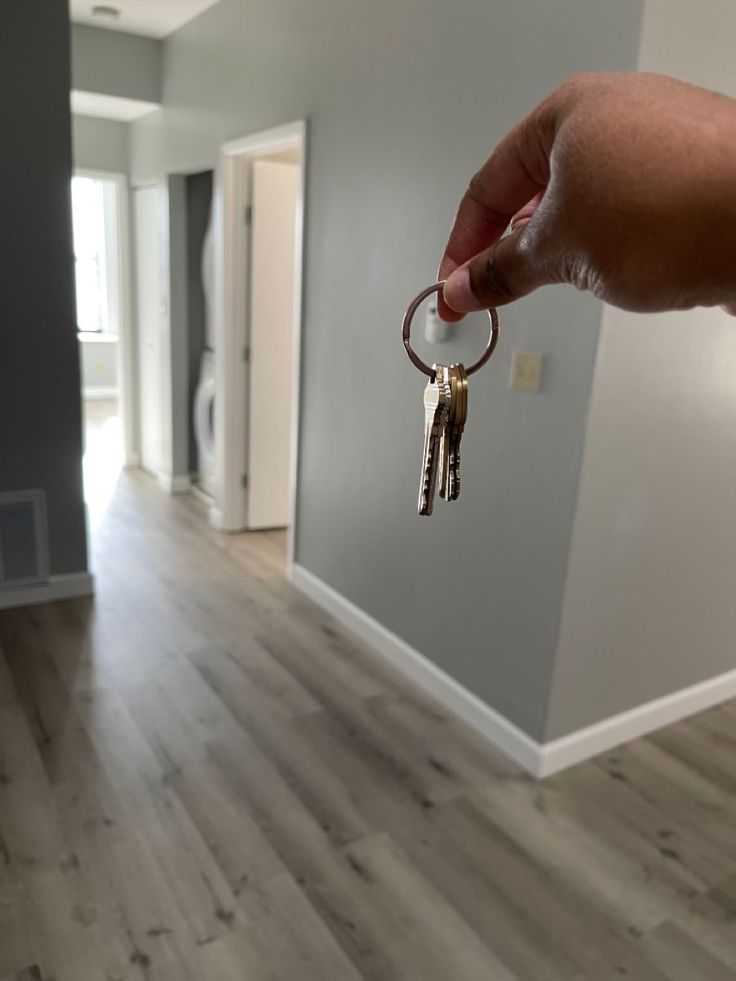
424, 301, 452, 344
510, 350, 543, 393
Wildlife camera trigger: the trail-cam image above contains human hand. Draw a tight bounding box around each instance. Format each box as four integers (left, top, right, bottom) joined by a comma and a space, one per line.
438, 73, 736, 321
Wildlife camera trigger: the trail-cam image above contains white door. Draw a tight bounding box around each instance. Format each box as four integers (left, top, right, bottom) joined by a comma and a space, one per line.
246, 160, 299, 529
134, 185, 168, 478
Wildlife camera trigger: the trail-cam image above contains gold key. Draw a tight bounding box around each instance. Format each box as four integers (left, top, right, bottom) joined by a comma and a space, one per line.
447, 363, 468, 501
432, 363, 468, 503
438, 364, 457, 500
418, 364, 450, 516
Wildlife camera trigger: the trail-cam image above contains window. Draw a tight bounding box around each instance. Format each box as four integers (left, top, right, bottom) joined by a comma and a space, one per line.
71, 176, 110, 333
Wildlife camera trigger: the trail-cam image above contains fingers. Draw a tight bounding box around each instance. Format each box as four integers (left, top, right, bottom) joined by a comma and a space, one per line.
437, 103, 556, 321
443, 224, 554, 312
510, 191, 545, 231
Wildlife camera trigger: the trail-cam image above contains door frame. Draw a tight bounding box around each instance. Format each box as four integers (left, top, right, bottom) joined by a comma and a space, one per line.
75, 167, 138, 469
214, 120, 307, 568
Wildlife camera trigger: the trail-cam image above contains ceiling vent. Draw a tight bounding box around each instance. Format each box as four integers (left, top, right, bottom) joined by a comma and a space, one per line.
0, 490, 49, 590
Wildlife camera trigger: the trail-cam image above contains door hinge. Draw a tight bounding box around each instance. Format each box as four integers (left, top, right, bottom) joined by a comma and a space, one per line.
243, 345, 250, 363
244, 204, 253, 225
241, 474, 248, 489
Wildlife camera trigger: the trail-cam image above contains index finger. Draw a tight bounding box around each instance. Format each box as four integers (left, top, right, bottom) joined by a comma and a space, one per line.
437, 103, 555, 320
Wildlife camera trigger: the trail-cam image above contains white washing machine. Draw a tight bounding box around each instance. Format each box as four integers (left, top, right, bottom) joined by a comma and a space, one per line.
194, 219, 217, 497
194, 349, 216, 497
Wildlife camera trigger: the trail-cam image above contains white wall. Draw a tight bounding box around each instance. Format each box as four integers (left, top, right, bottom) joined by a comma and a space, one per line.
79, 335, 119, 396
546, 0, 736, 739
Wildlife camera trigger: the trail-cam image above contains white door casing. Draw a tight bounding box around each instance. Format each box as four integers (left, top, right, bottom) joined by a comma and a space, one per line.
216, 120, 306, 565
246, 160, 299, 530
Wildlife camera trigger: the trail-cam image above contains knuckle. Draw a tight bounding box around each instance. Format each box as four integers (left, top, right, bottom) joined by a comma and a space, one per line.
467, 172, 486, 201
553, 72, 605, 113
471, 252, 515, 302
559, 72, 595, 94
466, 174, 511, 226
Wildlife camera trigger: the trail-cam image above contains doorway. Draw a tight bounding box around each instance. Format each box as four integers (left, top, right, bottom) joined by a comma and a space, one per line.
72, 170, 134, 530
217, 121, 306, 565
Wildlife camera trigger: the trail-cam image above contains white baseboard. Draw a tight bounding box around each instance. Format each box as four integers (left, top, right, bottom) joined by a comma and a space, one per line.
83, 387, 119, 400
290, 563, 736, 779
208, 505, 245, 533
291, 564, 543, 775
190, 483, 215, 507
0, 572, 94, 611
158, 473, 192, 495
538, 666, 736, 777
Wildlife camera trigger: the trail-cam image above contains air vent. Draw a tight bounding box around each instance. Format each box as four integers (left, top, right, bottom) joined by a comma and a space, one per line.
0, 490, 49, 589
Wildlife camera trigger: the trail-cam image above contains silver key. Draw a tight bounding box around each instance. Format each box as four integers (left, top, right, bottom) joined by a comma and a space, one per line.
418, 364, 450, 516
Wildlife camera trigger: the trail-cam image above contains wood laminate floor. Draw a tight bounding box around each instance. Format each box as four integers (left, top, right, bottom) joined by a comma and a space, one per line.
0, 467, 735, 979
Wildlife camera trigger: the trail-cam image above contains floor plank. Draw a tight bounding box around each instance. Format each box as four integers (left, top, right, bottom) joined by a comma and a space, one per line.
0, 418, 734, 979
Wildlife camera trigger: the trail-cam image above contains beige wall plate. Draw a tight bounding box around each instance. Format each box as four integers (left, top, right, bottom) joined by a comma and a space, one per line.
510, 351, 543, 394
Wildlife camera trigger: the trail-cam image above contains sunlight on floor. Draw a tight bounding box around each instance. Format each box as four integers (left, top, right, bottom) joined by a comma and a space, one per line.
83, 399, 123, 531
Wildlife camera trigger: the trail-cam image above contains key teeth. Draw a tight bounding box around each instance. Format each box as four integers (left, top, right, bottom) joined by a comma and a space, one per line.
418, 445, 437, 515
452, 449, 461, 501
418, 362, 451, 516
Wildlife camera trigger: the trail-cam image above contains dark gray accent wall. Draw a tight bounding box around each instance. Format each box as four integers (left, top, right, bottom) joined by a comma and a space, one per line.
130, 0, 643, 738
186, 171, 213, 473
71, 24, 162, 105
167, 175, 190, 481
0, 4, 87, 577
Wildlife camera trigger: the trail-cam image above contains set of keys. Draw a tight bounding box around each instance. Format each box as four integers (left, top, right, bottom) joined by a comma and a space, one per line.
419, 363, 468, 514
403, 281, 500, 517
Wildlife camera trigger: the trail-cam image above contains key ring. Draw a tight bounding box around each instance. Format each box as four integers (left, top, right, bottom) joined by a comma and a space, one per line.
402, 281, 499, 378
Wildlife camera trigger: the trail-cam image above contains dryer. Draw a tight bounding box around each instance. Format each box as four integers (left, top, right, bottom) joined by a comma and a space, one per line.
193, 219, 216, 497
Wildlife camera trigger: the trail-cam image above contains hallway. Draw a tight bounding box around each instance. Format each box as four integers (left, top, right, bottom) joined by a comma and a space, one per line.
82, 399, 124, 532
0, 473, 735, 981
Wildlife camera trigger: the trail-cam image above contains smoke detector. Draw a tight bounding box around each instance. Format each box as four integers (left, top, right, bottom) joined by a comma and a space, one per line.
91, 5, 121, 22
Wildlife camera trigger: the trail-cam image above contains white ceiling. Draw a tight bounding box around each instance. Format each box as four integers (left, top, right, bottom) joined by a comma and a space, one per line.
70, 0, 222, 39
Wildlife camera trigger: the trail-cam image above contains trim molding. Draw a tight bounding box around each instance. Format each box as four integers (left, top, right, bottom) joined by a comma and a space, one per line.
538, 666, 736, 777
217, 120, 307, 537
291, 564, 542, 775
0, 572, 94, 611
158, 473, 192, 495
190, 483, 215, 507
83, 386, 119, 400
290, 563, 736, 778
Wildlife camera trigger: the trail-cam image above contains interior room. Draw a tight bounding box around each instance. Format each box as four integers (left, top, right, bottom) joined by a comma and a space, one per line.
0, 1, 735, 978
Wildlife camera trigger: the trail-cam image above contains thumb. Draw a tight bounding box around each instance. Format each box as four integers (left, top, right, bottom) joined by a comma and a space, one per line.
443, 225, 552, 313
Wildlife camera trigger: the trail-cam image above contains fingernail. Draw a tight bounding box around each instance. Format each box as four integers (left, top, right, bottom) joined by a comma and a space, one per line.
444, 266, 473, 312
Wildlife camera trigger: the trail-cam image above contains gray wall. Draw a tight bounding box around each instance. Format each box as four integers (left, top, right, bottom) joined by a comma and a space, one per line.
130, 0, 643, 738
71, 23, 162, 105
167, 175, 191, 481
72, 114, 129, 174
0, 3, 87, 577
186, 171, 214, 473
